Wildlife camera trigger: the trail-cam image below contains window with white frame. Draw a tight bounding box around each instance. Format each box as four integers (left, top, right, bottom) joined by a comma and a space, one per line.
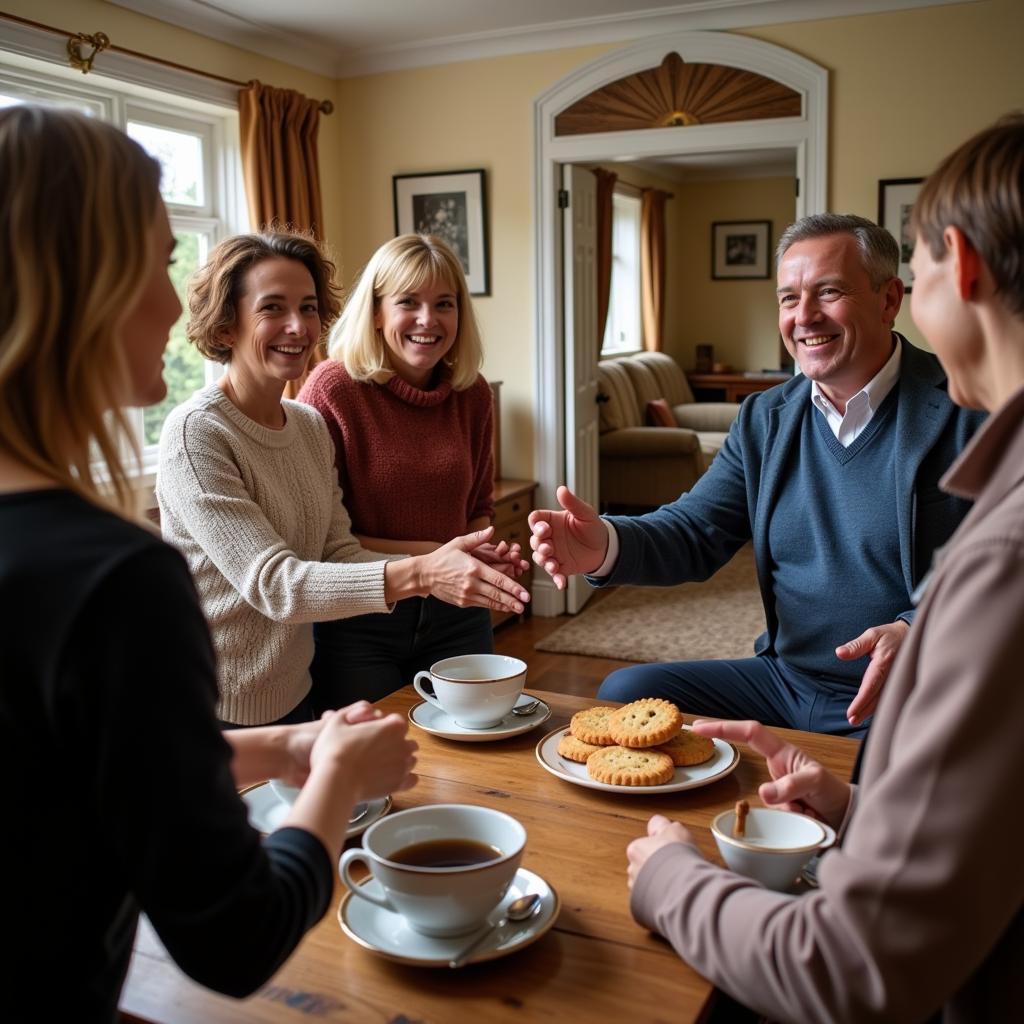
0, 50, 243, 477
601, 190, 642, 357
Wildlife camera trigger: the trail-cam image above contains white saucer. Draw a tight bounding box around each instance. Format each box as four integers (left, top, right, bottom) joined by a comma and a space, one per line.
535, 726, 740, 794
408, 694, 552, 741
338, 866, 559, 967
242, 783, 391, 838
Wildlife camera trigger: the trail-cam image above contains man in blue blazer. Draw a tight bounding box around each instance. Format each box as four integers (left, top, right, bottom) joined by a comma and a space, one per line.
529, 214, 984, 736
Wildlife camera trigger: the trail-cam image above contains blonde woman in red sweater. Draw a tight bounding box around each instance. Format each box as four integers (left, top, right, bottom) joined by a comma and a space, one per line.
299, 234, 520, 707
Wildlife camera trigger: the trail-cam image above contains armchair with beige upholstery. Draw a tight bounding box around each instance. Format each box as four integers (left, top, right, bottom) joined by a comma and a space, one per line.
596, 352, 740, 510
622, 352, 739, 464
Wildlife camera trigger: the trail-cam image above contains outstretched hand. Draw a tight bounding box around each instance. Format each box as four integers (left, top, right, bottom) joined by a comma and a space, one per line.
837, 620, 909, 726
691, 719, 851, 829
528, 485, 609, 589
422, 526, 531, 612
470, 538, 530, 578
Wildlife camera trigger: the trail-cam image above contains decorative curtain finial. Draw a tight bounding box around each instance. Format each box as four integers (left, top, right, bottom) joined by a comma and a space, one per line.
67, 31, 110, 74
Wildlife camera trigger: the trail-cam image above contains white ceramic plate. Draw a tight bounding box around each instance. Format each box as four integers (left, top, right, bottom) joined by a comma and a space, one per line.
534, 726, 739, 794
242, 783, 391, 838
337, 866, 558, 968
408, 694, 551, 742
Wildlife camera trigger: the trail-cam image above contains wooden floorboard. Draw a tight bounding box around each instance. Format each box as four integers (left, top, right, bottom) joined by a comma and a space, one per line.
492, 590, 633, 699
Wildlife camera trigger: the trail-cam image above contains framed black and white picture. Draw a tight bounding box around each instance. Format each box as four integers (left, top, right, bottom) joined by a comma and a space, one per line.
392, 169, 490, 295
878, 177, 924, 290
711, 220, 771, 280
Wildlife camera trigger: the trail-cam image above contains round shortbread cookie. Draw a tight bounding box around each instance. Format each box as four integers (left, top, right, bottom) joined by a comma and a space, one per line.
608, 698, 684, 749
569, 705, 619, 746
586, 745, 675, 786
556, 731, 604, 763
654, 728, 715, 766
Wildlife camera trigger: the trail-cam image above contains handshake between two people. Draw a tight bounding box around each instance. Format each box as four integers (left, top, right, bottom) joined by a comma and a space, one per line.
390, 525, 532, 615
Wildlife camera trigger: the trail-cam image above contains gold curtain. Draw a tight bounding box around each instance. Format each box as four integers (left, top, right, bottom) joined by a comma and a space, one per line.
593, 168, 617, 347
239, 81, 327, 396
640, 188, 669, 352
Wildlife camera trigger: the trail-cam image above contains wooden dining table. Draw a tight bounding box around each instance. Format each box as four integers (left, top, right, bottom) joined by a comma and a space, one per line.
120, 687, 858, 1023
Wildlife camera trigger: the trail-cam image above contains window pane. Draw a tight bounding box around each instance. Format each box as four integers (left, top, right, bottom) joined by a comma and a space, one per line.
143, 230, 208, 447
127, 121, 205, 207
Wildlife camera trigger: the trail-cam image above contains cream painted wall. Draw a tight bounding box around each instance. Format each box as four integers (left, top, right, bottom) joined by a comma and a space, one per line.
331, 45, 610, 481
5, 0, 345, 242
673, 176, 795, 373
333, 0, 1023, 479
11, 0, 1024, 481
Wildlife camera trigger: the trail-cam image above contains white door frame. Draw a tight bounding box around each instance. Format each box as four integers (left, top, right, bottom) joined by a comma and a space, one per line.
531, 31, 828, 616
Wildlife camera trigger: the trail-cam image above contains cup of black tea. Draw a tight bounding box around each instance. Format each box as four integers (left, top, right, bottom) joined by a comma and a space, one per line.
339, 804, 526, 936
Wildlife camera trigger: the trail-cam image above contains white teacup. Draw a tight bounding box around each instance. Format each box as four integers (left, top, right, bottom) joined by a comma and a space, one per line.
413, 654, 527, 729
711, 807, 836, 892
339, 804, 526, 937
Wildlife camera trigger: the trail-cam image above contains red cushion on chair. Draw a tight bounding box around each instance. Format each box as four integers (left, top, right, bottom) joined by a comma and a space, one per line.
646, 398, 675, 427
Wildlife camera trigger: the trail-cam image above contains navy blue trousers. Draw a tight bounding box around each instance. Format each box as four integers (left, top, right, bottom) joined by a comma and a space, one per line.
310, 597, 493, 710
597, 654, 870, 738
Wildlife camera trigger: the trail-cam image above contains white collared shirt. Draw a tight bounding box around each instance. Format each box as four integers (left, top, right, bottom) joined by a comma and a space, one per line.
810, 335, 902, 447
593, 334, 904, 577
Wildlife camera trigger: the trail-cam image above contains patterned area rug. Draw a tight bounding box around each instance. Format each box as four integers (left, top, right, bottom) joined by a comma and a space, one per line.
534, 545, 765, 663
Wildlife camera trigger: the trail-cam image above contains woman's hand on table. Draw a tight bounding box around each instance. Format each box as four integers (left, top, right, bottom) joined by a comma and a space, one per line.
309, 709, 418, 802
627, 814, 701, 889
691, 719, 851, 830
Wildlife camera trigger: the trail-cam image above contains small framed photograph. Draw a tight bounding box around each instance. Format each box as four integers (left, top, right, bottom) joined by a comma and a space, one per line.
878, 177, 924, 291
392, 169, 490, 295
711, 220, 771, 280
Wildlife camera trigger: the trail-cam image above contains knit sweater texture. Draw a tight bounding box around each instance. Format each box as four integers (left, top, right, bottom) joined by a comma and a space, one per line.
157, 384, 392, 725
298, 361, 494, 543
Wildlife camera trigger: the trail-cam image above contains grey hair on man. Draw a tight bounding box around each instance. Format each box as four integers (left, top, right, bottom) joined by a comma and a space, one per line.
776, 213, 900, 289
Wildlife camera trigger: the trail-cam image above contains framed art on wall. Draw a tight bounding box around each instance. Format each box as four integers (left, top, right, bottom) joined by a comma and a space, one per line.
392, 169, 490, 295
878, 177, 923, 290
711, 220, 771, 280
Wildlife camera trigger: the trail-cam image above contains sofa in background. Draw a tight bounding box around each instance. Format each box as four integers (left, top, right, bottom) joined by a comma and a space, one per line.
596, 351, 739, 509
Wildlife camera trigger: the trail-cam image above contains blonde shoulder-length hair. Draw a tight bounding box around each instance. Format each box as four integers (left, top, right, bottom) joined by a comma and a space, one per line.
328, 234, 483, 391
0, 106, 162, 515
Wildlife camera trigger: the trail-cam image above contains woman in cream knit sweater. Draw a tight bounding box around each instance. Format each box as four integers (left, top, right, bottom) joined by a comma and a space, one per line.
158, 232, 528, 727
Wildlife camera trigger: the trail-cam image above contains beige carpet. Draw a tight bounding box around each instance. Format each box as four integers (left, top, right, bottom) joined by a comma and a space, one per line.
535, 545, 765, 663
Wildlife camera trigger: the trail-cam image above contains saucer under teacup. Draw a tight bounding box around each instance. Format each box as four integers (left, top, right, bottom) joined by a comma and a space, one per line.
337, 866, 559, 967
409, 694, 551, 742
242, 782, 390, 838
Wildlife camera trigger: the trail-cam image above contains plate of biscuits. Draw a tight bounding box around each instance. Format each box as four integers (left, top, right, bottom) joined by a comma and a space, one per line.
535, 699, 739, 793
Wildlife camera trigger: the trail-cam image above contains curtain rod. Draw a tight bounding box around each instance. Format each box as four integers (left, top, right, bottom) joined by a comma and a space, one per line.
0, 11, 334, 114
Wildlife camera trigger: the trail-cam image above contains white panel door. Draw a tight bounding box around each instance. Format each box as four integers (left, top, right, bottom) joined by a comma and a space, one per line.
562, 164, 599, 614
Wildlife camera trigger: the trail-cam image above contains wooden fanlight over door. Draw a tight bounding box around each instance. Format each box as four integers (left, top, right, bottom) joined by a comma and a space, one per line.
555, 52, 801, 137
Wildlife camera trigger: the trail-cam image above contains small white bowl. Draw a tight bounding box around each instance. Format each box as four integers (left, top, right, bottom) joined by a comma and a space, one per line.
711, 807, 836, 891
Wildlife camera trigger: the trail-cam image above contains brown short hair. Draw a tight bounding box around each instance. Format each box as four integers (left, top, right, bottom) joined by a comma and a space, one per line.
912, 113, 1024, 316
187, 231, 342, 362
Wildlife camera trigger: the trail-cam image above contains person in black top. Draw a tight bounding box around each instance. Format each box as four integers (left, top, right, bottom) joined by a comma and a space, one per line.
0, 105, 418, 1021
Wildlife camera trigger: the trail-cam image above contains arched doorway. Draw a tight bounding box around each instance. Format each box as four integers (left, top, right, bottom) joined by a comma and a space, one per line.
531, 31, 828, 616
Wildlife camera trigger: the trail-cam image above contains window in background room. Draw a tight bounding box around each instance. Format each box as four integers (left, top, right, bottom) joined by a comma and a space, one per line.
601, 190, 642, 357
0, 56, 242, 476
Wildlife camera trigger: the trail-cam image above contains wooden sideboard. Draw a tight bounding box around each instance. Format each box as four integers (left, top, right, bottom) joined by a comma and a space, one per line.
686, 372, 791, 403
491, 477, 537, 629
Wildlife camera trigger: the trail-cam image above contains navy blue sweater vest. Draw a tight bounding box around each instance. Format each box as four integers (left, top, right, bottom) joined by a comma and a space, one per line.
769, 390, 904, 684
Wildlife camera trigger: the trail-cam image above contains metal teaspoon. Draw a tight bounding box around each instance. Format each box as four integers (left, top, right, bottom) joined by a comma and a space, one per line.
447, 892, 542, 968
